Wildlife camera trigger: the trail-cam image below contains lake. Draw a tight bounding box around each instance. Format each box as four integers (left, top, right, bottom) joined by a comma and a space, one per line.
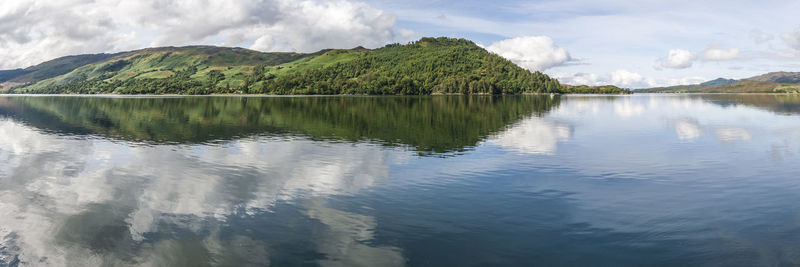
1, 94, 800, 266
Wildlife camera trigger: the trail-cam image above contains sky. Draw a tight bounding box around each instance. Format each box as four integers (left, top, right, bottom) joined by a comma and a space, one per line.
1, 0, 800, 88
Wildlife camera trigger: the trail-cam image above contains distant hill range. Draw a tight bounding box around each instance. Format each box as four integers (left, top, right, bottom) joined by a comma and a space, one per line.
699, 78, 737, 86
638, 72, 800, 93
0, 53, 120, 91
0, 37, 630, 95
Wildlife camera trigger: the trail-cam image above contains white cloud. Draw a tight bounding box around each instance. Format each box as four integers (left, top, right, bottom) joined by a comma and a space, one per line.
659, 49, 695, 69
610, 69, 644, 87
703, 46, 739, 61
658, 76, 707, 87
0, 0, 415, 69
781, 27, 800, 51
486, 36, 572, 71
651, 45, 738, 72
750, 29, 774, 44
555, 70, 708, 88
555, 70, 646, 87
552, 72, 603, 86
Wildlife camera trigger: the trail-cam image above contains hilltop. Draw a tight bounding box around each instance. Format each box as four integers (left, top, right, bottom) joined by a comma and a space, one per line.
638, 72, 800, 93
0, 53, 119, 90
1, 46, 308, 94
0, 37, 630, 95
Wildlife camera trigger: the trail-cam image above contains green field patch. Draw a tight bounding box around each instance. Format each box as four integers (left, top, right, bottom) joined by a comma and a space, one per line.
137, 70, 175, 79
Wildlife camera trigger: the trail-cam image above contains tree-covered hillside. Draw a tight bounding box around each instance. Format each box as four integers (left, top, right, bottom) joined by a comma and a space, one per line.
253, 38, 562, 95
561, 85, 632, 94
2, 37, 628, 95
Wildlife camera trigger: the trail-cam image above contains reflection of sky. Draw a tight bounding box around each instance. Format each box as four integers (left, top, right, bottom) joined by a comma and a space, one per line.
673, 118, 701, 141
383, 95, 800, 265
489, 117, 572, 155
487, 95, 800, 167
0, 119, 403, 266
3, 95, 800, 265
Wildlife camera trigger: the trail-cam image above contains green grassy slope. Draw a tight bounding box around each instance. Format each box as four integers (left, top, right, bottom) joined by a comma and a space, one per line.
0, 53, 118, 84
2, 37, 629, 95
1, 53, 120, 91
266, 48, 365, 76
10, 46, 309, 94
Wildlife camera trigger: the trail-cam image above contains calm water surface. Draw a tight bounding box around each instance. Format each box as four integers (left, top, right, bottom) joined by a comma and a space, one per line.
1, 94, 800, 266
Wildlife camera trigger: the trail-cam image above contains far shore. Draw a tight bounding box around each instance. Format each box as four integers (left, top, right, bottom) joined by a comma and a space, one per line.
1, 92, 797, 97
0, 93, 609, 97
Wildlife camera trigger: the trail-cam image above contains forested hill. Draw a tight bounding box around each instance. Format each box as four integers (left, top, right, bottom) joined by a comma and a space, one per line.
1, 37, 629, 95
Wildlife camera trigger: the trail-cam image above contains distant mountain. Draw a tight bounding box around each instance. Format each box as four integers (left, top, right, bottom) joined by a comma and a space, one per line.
746, 72, 800, 83
0, 69, 28, 82
700, 78, 737, 86
638, 72, 800, 93
2, 37, 612, 95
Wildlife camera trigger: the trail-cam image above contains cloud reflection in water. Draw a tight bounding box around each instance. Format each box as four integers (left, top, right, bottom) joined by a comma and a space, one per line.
0, 118, 402, 266
489, 117, 572, 155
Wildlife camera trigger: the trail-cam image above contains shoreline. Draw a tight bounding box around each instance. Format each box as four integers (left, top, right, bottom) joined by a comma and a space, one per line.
0, 93, 553, 97
630, 92, 800, 95
4, 92, 795, 97
0, 93, 605, 97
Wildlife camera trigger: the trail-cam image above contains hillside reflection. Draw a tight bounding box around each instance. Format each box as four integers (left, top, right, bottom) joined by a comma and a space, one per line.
672, 94, 800, 115
0, 95, 560, 155
3, 94, 800, 265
